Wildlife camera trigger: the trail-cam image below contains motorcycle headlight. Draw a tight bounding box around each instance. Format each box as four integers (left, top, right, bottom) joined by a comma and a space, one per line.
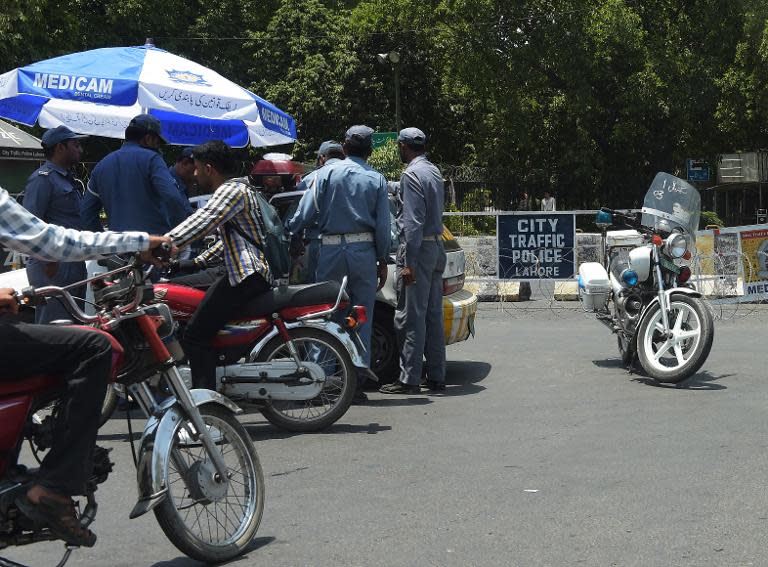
664, 234, 688, 259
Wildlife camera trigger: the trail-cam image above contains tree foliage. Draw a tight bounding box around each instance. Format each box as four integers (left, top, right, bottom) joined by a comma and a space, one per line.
1, 0, 767, 207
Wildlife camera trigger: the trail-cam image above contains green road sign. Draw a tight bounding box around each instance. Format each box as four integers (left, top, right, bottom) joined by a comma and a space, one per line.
372, 132, 397, 149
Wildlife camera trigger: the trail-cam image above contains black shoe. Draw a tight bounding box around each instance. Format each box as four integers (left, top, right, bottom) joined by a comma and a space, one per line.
423, 380, 446, 392
352, 390, 369, 405
379, 382, 420, 394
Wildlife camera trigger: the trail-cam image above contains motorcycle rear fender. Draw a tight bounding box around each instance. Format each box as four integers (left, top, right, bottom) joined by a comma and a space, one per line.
632, 287, 703, 346
129, 389, 241, 520
247, 319, 367, 370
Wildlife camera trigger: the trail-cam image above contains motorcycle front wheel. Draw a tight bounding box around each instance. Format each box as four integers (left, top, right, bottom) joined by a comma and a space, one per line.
256, 327, 356, 432
154, 405, 265, 563
636, 294, 714, 383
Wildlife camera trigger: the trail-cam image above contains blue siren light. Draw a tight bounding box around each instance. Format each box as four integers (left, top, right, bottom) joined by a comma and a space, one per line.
621, 269, 639, 286
595, 211, 612, 226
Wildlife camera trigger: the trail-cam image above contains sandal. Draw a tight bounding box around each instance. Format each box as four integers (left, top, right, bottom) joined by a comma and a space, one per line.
15, 494, 97, 547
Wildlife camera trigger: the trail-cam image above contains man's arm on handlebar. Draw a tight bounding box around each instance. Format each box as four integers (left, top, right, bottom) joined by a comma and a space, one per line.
0, 288, 19, 315
0, 186, 171, 262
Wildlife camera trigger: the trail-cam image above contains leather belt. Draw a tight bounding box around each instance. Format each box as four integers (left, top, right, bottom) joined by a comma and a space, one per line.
322, 232, 374, 245
422, 234, 441, 241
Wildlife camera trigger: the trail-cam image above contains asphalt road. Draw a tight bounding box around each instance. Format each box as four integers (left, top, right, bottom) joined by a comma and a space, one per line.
7, 305, 768, 567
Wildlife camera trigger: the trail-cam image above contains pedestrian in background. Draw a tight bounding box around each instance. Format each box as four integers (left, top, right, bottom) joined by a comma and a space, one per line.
169, 147, 197, 206
285, 140, 345, 283
517, 191, 531, 211
380, 127, 447, 395
23, 126, 88, 323
540, 190, 556, 211
81, 114, 190, 235
288, 126, 391, 402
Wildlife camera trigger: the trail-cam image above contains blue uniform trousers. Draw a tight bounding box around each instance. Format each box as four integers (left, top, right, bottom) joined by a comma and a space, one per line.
394, 240, 446, 385
316, 241, 377, 371
26, 259, 88, 324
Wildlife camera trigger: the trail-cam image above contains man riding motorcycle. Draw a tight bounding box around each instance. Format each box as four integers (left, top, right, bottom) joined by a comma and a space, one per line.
165, 141, 273, 391
0, 186, 170, 547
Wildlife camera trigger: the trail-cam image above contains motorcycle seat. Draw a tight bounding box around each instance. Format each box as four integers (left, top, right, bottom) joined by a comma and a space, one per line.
242, 281, 348, 317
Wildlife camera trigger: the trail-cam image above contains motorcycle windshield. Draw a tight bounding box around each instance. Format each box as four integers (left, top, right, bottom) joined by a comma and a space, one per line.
641, 172, 701, 242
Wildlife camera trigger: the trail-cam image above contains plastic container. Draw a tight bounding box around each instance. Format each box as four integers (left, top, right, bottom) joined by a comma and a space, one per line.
578, 262, 611, 311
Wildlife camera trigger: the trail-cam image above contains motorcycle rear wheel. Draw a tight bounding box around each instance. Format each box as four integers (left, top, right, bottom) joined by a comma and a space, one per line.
154, 405, 264, 563
636, 295, 714, 383
256, 327, 356, 432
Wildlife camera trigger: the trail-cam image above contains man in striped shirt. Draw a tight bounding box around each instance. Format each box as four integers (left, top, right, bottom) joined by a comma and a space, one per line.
0, 185, 169, 546
167, 141, 272, 390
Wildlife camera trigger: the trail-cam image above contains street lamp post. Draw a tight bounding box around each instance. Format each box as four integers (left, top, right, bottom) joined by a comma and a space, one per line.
377, 51, 401, 132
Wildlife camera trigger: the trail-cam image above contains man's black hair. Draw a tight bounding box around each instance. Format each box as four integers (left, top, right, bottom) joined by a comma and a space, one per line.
326, 147, 346, 160
192, 140, 238, 177
125, 125, 146, 142
43, 145, 57, 159
344, 143, 372, 159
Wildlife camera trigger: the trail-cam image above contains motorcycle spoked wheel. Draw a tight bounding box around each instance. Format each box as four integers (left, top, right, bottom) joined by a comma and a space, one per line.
636, 294, 714, 383
154, 404, 265, 564
255, 327, 356, 432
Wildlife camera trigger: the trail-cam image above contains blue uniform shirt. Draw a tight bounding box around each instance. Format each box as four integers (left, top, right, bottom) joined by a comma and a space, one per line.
285, 157, 342, 237
168, 165, 195, 217
288, 157, 391, 260
397, 154, 445, 268
23, 161, 85, 229
81, 141, 189, 234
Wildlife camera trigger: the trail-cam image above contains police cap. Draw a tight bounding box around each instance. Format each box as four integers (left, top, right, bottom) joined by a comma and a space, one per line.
128, 113, 167, 144
40, 126, 86, 149
397, 127, 427, 147
344, 125, 374, 149
317, 140, 343, 157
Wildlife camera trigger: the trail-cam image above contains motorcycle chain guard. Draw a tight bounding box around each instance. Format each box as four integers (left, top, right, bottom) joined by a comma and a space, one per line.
217, 361, 326, 401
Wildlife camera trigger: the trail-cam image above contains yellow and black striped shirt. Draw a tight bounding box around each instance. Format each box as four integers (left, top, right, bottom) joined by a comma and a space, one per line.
167, 178, 271, 286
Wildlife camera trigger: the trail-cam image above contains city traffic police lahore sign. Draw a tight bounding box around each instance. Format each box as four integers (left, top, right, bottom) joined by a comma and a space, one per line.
498, 213, 576, 279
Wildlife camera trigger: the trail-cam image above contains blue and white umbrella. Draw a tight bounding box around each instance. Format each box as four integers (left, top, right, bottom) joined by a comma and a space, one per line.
0, 43, 296, 147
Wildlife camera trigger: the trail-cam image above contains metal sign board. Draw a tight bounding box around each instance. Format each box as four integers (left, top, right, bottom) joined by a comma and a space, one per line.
687, 158, 710, 182
497, 212, 576, 280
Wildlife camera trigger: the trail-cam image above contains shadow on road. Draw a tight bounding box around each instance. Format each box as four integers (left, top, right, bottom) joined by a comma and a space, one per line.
149, 537, 274, 566
243, 421, 393, 440
631, 370, 732, 390
440, 360, 492, 397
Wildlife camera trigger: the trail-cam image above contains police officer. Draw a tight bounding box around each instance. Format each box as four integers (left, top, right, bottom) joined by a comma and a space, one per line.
23, 126, 88, 323
380, 127, 447, 395
286, 140, 345, 283
288, 126, 391, 401
81, 114, 189, 235
168, 146, 197, 206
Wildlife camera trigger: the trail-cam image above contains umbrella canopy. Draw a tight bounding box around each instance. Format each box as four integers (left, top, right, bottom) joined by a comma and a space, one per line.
0, 119, 44, 160
0, 43, 296, 148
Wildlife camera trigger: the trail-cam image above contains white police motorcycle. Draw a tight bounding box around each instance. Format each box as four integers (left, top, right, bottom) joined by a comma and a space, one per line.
578, 172, 714, 383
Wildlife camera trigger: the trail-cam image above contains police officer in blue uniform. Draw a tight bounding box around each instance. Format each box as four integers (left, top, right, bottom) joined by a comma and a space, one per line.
23, 126, 89, 323
380, 128, 447, 394
286, 140, 345, 283
81, 114, 189, 235
288, 126, 391, 400
168, 146, 197, 207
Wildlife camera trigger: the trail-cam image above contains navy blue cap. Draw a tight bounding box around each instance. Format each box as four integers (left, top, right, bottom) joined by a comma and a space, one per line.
317, 140, 343, 157
398, 127, 427, 147
179, 146, 194, 160
40, 126, 86, 149
128, 113, 167, 143
344, 125, 374, 149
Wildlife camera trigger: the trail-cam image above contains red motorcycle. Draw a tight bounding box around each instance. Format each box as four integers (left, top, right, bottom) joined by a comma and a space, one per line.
0, 255, 264, 566
150, 270, 370, 432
